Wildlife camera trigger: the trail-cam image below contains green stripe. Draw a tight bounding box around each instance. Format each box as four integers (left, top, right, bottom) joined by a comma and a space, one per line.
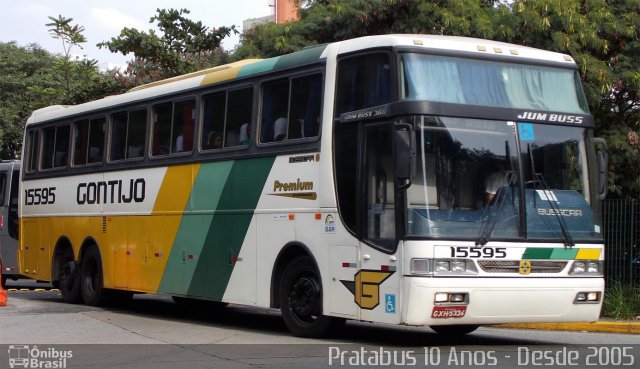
522, 247, 584, 260
186, 156, 276, 299
237, 58, 280, 78
158, 161, 234, 296
550, 248, 578, 260
522, 248, 554, 259
236, 44, 327, 78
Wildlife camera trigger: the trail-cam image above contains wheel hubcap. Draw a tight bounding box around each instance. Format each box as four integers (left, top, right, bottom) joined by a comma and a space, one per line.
290, 276, 319, 318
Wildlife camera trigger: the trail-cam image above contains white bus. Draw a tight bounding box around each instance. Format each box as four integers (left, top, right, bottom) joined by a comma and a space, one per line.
19, 35, 607, 337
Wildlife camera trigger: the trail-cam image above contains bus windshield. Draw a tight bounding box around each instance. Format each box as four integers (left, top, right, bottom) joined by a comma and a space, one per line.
405, 116, 602, 242
400, 53, 590, 115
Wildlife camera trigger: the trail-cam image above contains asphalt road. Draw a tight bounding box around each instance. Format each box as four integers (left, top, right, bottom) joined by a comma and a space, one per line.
1, 284, 639, 369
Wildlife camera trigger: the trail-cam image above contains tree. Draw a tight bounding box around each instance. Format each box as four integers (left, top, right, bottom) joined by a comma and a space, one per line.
0, 42, 59, 158
502, 0, 640, 197
99, 8, 237, 82
0, 14, 128, 159
235, 0, 640, 198
46, 15, 88, 99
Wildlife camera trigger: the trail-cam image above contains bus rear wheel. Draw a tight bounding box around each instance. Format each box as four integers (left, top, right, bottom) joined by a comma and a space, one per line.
80, 246, 109, 306
59, 249, 82, 304
430, 325, 479, 335
279, 256, 343, 338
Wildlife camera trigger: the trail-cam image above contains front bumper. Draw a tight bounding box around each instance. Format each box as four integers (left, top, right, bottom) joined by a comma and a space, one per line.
403, 276, 604, 326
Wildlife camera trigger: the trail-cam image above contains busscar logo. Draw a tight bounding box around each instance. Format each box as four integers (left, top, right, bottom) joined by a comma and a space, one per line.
8, 345, 72, 369
340, 270, 394, 310
519, 260, 532, 275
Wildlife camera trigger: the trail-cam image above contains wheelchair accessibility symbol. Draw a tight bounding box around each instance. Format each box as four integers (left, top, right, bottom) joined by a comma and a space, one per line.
385, 294, 396, 313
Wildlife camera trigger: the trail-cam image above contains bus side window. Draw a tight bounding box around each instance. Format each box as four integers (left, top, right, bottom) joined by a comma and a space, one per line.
127, 110, 147, 159
335, 53, 391, 117
110, 112, 128, 161
25, 130, 39, 172
74, 118, 104, 165
43, 125, 70, 169
88, 118, 105, 163
173, 100, 195, 153
111, 110, 147, 161
261, 74, 321, 144
202, 91, 226, 150
152, 103, 172, 156
225, 87, 253, 147
261, 79, 289, 143
289, 74, 322, 139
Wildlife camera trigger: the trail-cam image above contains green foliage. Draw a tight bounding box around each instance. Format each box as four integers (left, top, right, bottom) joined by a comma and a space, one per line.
602, 282, 640, 320
0, 42, 56, 158
98, 8, 236, 81
46, 15, 87, 59
0, 41, 127, 159
235, 0, 640, 198
46, 15, 89, 98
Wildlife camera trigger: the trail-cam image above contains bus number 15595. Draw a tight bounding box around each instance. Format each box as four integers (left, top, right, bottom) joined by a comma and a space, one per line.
450, 246, 507, 259
24, 187, 56, 205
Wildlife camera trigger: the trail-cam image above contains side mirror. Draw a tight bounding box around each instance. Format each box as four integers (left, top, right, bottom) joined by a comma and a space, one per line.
395, 123, 415, 191
592, 138, 608, 200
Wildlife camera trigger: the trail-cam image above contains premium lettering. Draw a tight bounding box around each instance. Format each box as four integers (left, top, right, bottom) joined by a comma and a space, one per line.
273, 179, 313, 192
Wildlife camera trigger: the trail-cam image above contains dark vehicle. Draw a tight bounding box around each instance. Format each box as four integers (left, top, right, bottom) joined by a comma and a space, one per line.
0, 160, 20, 288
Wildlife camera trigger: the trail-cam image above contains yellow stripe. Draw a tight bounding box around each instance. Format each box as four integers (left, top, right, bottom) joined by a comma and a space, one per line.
153, 164, 200, 214
200, 59, 261, 86
576, 248, 601, 260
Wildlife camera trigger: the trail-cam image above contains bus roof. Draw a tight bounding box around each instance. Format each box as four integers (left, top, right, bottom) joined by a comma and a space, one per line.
26, 34, 576, 126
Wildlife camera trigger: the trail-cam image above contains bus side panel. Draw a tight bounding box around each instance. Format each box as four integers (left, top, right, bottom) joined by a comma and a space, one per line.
121, 164, 198, 293
158, 157, 275, 301
157, 161, 234, 296
19, 217, 50, 280
227, 154, 323, 308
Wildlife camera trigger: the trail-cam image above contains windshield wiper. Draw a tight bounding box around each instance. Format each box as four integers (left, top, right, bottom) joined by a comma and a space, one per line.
476, 171, 515, 246
527, 144, 575, 247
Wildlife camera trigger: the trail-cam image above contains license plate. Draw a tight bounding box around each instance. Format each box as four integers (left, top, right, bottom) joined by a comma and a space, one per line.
431, 306, 467, 319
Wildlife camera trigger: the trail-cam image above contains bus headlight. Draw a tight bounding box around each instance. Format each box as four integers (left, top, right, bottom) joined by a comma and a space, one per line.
410, 258, 478, 275
570, 260, 602, 275
434, 259, 478, 275
574, 291, 601, 303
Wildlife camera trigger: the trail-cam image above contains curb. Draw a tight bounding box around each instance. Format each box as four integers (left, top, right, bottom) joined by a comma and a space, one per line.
497, 322, 640, 335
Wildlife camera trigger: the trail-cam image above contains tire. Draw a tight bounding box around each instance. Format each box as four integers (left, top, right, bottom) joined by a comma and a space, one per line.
430, 324, 479, 335
80, 246, 109, 306
58, 249, 82, 304
279, 255, 344, 338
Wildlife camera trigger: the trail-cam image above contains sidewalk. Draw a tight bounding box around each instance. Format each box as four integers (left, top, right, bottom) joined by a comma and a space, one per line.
497, 321, 640, 334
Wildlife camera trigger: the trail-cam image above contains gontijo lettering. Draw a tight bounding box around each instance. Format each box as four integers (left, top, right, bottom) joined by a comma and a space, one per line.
77, 178, 145, 204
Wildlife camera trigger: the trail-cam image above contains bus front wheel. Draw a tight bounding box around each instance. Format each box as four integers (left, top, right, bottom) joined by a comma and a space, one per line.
279, 256, 343, 338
